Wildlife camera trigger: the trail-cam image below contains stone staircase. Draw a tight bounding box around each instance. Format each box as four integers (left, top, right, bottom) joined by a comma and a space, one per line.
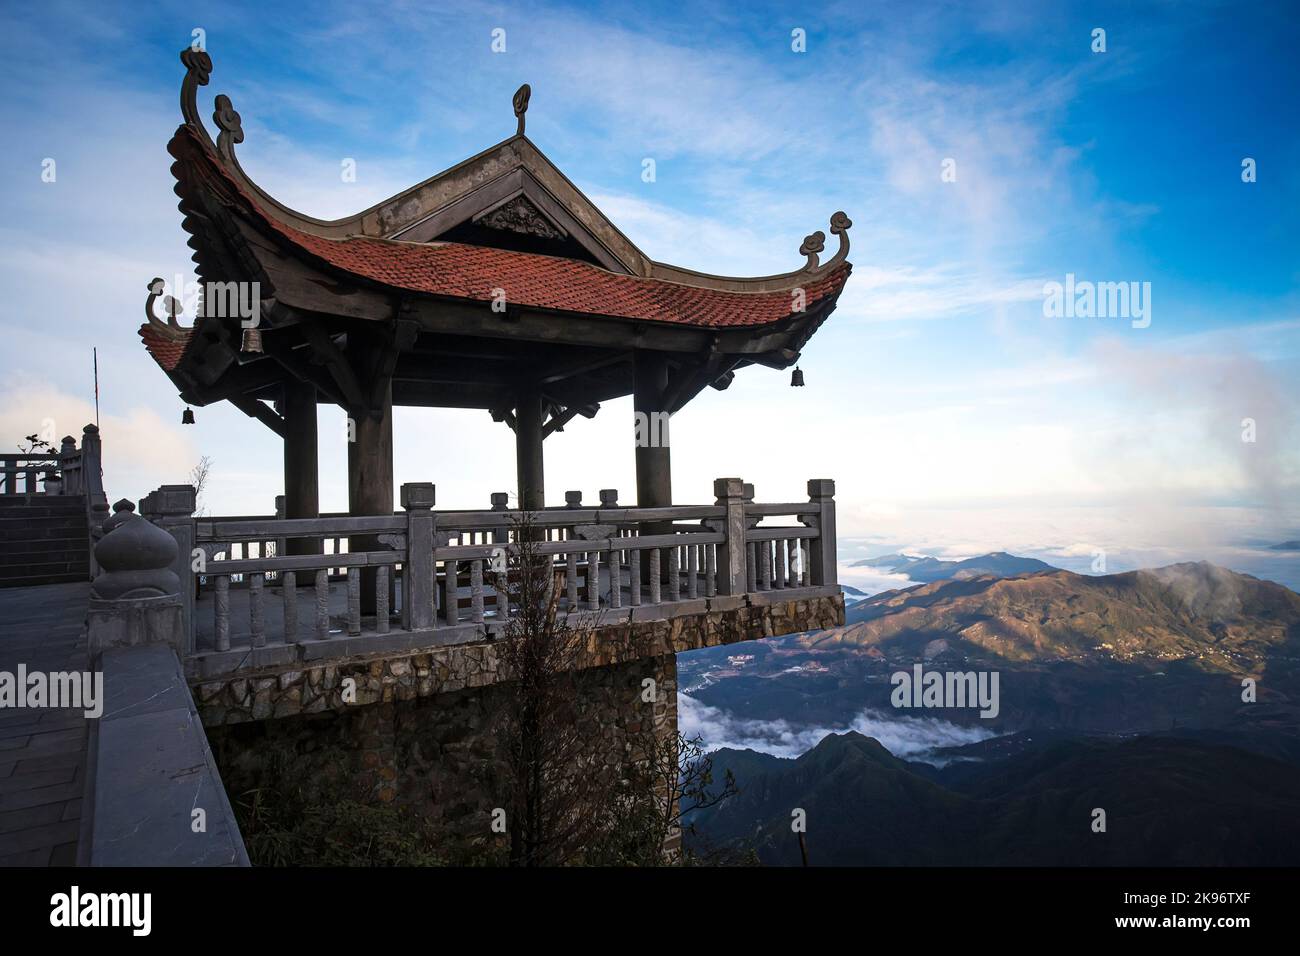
0, 495, 91, 588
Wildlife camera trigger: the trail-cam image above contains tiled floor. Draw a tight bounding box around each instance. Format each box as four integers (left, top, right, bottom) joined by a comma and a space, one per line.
0, 582, 90, 866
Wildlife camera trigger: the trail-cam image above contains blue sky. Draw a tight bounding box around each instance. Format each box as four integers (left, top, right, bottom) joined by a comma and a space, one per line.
0, 0, 1296, 584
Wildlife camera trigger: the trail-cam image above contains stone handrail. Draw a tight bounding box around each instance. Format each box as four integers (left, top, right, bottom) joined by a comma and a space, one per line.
81, 502, 248, 866
149, 477, 836, 670
0, 453, 59, 494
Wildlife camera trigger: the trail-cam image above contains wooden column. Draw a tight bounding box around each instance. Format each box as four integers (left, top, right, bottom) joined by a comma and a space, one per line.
515, 389, 545, 511
348, 380, 394, 615
634, 351, 673, 583
633, 350, 673, 510
282, 380, 320, 582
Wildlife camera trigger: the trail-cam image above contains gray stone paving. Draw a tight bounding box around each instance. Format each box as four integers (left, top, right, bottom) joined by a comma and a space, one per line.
0, 581, 90, 866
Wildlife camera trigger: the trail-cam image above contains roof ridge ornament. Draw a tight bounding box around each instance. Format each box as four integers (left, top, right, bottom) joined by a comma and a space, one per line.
513, 83, 531, 136
213, 93, 245, 160
799, 230, 825, 270
800, 211, 852, 273
179, 47, 216, 152
144, 277, 190, 341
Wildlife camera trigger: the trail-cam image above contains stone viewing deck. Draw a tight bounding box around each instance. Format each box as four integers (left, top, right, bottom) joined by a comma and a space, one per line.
0, 582, 91, 866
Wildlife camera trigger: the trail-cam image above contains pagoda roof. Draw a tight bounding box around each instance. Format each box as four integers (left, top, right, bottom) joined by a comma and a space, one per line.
142, 49, 853, 414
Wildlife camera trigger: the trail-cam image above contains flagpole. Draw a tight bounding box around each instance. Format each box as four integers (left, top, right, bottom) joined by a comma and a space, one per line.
93, 347, 100, 429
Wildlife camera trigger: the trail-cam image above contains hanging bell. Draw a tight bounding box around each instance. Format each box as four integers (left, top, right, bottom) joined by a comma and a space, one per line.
182, 407, 196, 425
790, 366, 805, 387
241, 326, 264, 354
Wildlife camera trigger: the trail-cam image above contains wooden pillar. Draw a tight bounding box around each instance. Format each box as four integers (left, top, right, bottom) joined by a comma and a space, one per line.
283, 380, 320, 583
634, 351, 673, 583
633, 351, 673, 509
348, 380, 394, 614
515, 389, 545, 511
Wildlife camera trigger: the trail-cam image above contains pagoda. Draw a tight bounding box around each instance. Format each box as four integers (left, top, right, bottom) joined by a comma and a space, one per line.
141, 48, 853, 607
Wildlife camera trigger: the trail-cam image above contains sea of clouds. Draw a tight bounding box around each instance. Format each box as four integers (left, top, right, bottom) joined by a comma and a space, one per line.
679, 692, 997, 764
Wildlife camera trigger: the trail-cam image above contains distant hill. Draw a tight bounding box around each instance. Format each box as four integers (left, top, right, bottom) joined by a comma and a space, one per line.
1272, 541, 1300, 551
688, 730, 1300, 866
849, 551, 1057, 584
818, 561, 1300, 671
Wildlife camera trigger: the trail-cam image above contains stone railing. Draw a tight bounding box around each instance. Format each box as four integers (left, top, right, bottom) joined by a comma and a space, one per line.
141, 477, 836, 673
2, 425, 109, 577
0, 453, 59, 494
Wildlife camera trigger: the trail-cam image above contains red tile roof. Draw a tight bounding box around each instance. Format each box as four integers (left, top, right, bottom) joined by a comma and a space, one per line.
148, 125, 850, 374
281, 230, 850, 328
139, 322, 191, 372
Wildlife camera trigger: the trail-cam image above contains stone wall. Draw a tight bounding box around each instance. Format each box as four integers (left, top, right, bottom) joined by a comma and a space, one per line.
197, 591, 842, 862
207, 654, 678, 858
193, 592, 841, 726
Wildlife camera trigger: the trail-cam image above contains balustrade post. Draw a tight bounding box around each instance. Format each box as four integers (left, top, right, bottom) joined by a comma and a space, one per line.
490, 492, 510, 545
86, 500, 183, 661
713, 477, 748, 596
143, 484, 198, 657
58, 435, 80, 495
808, 479, 837, 586
401, 482, 436, 630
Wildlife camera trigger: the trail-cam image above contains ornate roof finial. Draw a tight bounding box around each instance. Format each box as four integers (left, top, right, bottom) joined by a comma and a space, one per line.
144, 277, 189, 339
513, 83, 531, 136
213, 93, 244, 159
799, 212, 853, 273
179, 47, 215, 146
799, 230, 826, 270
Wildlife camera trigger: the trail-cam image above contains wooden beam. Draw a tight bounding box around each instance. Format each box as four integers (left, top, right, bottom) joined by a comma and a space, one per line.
301, 324, 367, 413
542, 402, 599, 438
230, 396, 287, 438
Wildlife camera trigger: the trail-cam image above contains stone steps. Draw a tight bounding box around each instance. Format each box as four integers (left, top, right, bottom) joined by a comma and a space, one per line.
0, 498, 90, 588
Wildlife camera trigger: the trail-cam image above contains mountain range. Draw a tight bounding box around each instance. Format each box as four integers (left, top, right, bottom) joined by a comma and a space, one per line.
849, 550, 1057, 583
829, 560, 1300, 670
684, 560, 1300, 864
687, 729, 1300, 866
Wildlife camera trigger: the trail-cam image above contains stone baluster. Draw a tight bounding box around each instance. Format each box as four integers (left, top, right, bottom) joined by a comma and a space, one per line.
214, 575, 230, 651
470, 559, 485, 623
587, 549, 600, 610
283, 567, 298, 643
649, 548, 661, 604
346, 568, 361, 635
376, 566, 390, 633
250, 572, 266, 646
314, 569, 329, 638
667, 546, 679, 602
628, 548, 641, 606
566, 550, 578, 610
